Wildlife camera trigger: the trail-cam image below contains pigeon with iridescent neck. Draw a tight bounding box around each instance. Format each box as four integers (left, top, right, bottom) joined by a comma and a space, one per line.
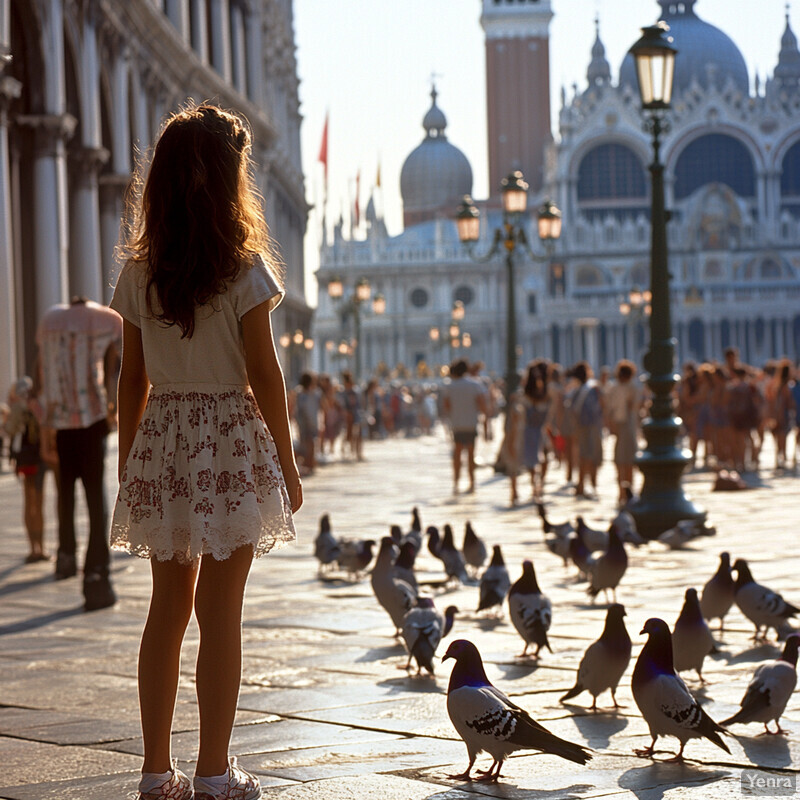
508, 560, 552, 658
444, 639, 591, 782
733, 558, 799, 641
632, 618, 730, 761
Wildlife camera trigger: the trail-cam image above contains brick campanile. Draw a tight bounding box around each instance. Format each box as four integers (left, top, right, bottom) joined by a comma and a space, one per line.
481, 0, 553, 197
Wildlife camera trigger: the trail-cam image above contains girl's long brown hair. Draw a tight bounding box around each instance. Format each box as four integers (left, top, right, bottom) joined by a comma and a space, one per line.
121, 103, 279, 338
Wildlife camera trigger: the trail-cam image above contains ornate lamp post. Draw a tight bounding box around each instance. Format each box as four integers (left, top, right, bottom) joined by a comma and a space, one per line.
327, 276, 385, 380
626, 21, 705, 539
619, 285, 652, 361
456, 174, 561, 399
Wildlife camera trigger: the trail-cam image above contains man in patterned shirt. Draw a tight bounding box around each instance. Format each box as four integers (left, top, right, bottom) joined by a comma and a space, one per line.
37, 297, 122, 610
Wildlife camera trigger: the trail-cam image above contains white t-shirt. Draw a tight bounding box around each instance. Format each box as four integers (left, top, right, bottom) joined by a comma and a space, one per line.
111, 254, 282, 387
443, 376, 486, 430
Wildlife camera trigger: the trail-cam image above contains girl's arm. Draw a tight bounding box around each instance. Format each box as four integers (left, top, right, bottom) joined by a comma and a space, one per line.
242, 301, 303, 513
117, 319, 149, 482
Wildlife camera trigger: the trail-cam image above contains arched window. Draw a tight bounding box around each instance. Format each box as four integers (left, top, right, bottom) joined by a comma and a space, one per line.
574, 265, 604, 287
781, 140, 800, 197
577, 143, 647, 201
674, 134, 755, 200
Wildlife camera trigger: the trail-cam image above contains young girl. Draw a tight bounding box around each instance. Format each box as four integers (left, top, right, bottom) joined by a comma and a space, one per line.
111, 104, 302, 800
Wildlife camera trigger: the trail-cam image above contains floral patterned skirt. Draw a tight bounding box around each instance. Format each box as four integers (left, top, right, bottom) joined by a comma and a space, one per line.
111, 383, 296, 563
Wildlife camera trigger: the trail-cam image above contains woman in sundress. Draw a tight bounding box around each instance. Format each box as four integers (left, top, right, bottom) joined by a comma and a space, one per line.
112, 104, 301, 800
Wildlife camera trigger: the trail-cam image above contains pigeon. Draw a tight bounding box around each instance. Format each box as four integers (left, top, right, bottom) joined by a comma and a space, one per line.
336, 538, 376, 578
440, 524, 469, 585
721, 634, 800, 734
443, 639, 592, 782
313, 514, 341, 574
477, 545, 511, 614
405, 506, 423, 553
544, 527, 572, 568
389, 524, 403, 546
587, 524, 627, 603
427, 525, 443, 561
672, 588, 716, 683
657, 519, 717, 550
537, 502, 573, 539
631, 618, 730, 760
699, 552, 735, 631
560, 603, 632, 711
569, 532, 595, 581
401, 598, 457, 675
508, 560, 552, 658
462, 522, 488, 576
576, 516, 608, 552
611, 509, 644, 546
371, 537, 417, 634
393, 540, 418, 593
733, 558, 799, 641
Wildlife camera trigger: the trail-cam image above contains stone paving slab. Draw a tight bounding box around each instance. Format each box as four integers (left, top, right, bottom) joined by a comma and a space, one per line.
0, 429, 799, 798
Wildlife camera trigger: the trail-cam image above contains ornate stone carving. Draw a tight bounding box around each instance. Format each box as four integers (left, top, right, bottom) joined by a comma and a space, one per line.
15, 113, 79, 154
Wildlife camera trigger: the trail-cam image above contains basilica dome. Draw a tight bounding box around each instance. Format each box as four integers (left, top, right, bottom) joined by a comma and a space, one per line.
619, 0, 749, 97
400, 88, 473, 228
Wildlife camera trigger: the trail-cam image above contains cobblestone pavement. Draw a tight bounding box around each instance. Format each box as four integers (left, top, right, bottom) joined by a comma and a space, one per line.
0, 426, 798, 799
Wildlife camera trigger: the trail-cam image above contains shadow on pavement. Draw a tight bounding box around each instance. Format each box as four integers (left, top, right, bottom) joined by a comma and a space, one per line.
736, 731, 793, 768
618, 761, 729, 800
0, 604, 85, 636
567, 706, 629, 749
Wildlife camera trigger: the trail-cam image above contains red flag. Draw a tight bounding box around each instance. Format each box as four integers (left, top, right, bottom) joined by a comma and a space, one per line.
354, 170, 360, 228
317, 113, 329, 185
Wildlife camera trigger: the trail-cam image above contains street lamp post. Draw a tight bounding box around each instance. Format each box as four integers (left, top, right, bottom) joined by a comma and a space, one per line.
626, 21, 705, 539
327, 276, 385, 381
619, 285, 652, 361
456, 175, 561, 399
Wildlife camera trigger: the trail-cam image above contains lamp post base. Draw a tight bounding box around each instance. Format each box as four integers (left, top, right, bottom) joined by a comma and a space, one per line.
628, 419, 706, 540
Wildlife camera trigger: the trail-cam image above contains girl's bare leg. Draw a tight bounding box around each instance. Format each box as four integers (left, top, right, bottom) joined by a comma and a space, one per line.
139, 557, 198, 774
194, 546, 253, 777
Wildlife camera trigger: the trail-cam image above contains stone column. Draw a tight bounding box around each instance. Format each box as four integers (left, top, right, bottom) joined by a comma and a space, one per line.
130, 66, 150, 153
190, 0, 209, 63
0, 74, 21, 392
99, 174, 129, 303
229, 0, 246, 96
244, 1, 263, 104
165, 0, 190, 43
69, 145, 110, 301
209, 0, 232, 82
17, 113, 77, 318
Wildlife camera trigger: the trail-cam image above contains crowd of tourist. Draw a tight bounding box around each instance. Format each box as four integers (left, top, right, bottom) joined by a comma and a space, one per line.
283, 345, 800, 505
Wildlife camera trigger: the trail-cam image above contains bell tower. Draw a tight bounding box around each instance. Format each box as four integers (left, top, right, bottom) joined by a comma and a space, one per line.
481, 0, 553, 196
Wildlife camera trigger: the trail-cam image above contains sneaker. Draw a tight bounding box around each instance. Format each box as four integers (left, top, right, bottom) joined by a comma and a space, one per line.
137, 764, 193, 799
194, 757, 261, 799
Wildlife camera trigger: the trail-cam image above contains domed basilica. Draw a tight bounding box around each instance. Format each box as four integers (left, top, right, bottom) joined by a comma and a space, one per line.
314, 0, 800, 379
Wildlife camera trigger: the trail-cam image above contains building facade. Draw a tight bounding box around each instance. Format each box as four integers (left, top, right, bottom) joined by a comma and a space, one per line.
314, 0, 800, 381
0, 0, 310, 394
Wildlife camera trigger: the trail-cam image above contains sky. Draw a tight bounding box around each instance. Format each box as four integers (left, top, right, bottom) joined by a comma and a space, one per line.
293, 0, 794, 296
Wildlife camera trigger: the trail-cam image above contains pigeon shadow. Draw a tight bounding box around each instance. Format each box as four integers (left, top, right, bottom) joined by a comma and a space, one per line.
376, 674, 446, 695
618, 761, 729, 800
737, 731, 792, 768
566, 705, 629, 748
495, 660, 541, 680
425, 780, 594, 799
723, 642, 780, 665
474, 616, 506, 632
355, 643, 404, 663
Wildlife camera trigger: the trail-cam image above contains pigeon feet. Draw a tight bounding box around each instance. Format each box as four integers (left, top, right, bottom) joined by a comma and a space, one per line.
446, 771, 473, 782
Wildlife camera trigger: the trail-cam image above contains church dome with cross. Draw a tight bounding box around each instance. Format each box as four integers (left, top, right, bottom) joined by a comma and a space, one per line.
400, 86, 473, 229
